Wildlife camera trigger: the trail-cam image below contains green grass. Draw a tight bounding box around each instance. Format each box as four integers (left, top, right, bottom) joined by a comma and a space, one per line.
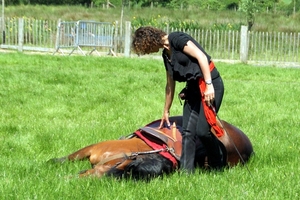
0, 52, 299, 199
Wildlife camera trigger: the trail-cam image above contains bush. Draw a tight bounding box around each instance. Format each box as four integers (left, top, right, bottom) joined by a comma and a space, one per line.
131, 15, 241, 31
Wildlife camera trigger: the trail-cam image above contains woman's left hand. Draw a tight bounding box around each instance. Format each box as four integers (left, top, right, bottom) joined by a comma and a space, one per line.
158, 111, 170, 129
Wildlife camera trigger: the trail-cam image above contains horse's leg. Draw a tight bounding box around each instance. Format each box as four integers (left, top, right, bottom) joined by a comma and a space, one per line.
50, 138, 154, 178
78, 161, 130, 178
78, 169, 98, 177
49, 144, 96, 163
78, 168, 104, 177
67, 144, 96, 161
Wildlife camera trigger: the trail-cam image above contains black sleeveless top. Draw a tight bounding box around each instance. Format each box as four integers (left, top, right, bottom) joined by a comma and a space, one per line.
162, 32, 218, 82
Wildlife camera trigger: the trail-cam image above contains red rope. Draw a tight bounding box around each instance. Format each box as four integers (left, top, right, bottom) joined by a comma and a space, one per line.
198, 61, 224, 137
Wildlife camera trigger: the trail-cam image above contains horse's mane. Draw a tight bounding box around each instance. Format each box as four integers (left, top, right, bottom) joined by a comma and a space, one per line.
106, 153, 173, 181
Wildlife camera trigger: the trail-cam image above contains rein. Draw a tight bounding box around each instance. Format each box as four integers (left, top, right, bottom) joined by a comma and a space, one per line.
210, 104, 253, 177
97, 148, 167, 166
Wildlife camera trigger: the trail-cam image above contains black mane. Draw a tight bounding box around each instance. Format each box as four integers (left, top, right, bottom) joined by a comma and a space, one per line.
106, 153, 174, 181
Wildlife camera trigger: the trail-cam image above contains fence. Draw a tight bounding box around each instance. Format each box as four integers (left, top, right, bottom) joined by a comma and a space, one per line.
0, 17, 299, 66
248, 31, 300, 62
0, 17, 57, 52
53, 20, 115, 55
160, 26, 300, 64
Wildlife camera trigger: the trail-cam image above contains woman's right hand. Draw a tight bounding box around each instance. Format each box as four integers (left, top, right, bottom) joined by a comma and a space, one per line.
158, 111, 171, 129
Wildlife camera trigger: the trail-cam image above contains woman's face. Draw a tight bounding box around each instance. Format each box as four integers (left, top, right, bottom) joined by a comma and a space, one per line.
145, 45, 160, 54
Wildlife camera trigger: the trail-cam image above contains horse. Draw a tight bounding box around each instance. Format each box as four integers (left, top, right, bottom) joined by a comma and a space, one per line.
49, 116, 253, 180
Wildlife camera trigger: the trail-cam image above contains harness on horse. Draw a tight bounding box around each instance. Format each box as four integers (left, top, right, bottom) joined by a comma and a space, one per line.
134, 122, 182, 167
97, 148, 167, 166
97, 122, 182, 168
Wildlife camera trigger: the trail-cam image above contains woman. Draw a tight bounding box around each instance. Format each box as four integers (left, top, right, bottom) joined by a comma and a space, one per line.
132, 26, 225, 173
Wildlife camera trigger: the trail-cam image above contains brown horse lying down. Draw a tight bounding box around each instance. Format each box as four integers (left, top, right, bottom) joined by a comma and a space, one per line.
49, 116, 254, 180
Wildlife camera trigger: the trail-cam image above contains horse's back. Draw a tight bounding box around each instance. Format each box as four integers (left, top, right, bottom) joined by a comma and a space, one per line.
219, 120, 253, 166
166, 116, 253, 166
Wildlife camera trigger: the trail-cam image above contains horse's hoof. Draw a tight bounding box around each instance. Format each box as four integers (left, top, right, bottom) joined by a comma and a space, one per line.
47, 157, 67, 163
78, 169, 88, 174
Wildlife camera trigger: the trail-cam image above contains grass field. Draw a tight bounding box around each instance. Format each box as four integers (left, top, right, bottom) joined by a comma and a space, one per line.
0, 52, 299, 199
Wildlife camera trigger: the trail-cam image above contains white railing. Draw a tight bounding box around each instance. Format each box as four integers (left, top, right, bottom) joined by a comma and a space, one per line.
0, 17, 299, 65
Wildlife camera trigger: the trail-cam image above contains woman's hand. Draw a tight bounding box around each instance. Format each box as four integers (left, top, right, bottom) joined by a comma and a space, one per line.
204, 84, 215, 106
158, 111, 171, 129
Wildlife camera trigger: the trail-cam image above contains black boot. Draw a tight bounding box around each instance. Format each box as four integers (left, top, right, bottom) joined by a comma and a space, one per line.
208, 147, 224, 172
201, 135, 224, 171
180, 133, 196, 174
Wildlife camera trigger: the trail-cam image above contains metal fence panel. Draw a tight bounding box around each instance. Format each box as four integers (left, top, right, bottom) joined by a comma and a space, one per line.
54, 20, 114, 55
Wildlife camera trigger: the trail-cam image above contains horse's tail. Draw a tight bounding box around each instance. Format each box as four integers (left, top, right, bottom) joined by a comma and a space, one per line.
106, 153, 174, 181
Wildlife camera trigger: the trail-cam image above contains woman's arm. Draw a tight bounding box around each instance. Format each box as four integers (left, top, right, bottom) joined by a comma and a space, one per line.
182, 40, 215, 103
159, 71, 175, 128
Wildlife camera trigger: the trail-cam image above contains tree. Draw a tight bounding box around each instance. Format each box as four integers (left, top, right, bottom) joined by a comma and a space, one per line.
223, 0, 239, 10
239, 0, 257, 30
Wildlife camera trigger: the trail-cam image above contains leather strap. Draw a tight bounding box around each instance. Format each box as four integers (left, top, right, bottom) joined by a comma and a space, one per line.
97, 149, 165, 165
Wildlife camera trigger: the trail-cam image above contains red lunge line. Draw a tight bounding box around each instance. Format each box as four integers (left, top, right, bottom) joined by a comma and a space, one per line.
199, 61, 224, 137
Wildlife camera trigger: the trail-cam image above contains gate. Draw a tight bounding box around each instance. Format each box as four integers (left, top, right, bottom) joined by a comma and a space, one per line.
53, 20, 115, 56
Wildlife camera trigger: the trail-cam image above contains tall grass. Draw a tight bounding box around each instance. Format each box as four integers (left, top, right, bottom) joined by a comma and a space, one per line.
0, 52, 299, 199
4, 5, 300, 32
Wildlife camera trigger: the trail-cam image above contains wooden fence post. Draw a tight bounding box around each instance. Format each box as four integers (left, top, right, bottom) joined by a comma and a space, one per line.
18, 18, 24, 52
114, 21, 118, 54
240, 25, 249, 63
54, 19, 61, 52
124, 21, 131, 57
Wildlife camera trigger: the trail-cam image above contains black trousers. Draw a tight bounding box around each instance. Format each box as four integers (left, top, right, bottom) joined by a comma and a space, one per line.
180, 74, 224, 173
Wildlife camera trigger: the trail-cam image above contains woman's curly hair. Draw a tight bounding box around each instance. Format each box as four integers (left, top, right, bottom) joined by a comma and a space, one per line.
132, 26, 166, 55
